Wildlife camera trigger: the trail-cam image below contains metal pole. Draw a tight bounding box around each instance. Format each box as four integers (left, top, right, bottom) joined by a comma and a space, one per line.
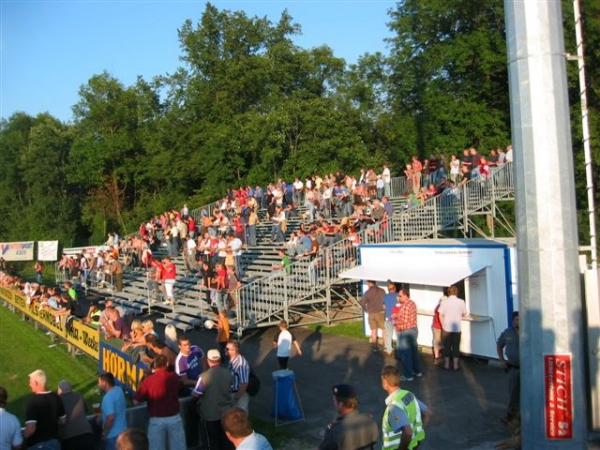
569, 0, 598, 270
504, 0, 588, 448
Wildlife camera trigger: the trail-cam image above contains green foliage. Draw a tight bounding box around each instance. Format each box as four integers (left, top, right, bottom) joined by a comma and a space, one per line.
386, 0, 510, 154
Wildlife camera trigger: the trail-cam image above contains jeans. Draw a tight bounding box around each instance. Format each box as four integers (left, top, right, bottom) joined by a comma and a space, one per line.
271, 224, 285, 242
247, 224, 257, 246
384, 320, 395, 353
148, 414, 187, 450
304, 201, 315, 222
396, 327, 421, 377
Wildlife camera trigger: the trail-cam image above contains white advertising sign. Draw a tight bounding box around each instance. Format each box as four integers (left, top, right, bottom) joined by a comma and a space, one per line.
0, 241, 35, 261
38, 241, 59, 261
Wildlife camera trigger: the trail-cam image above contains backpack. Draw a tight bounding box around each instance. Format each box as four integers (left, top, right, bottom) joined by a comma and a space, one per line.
247, 367, 261, 397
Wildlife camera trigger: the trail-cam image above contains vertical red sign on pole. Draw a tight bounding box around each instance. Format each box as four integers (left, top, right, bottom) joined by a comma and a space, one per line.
544, 354, 573, 439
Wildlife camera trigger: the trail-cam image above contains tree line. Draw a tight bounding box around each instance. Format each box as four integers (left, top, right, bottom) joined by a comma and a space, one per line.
1, 1, 598, 247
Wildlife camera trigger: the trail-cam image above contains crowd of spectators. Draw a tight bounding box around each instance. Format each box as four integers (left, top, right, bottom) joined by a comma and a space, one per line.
43, 144, 513, 309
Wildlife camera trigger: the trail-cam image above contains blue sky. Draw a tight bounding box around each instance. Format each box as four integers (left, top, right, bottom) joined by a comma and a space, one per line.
0, 1, 395, 123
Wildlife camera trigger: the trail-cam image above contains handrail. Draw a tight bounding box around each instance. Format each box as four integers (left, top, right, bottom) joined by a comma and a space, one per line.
233, 163, 515, 329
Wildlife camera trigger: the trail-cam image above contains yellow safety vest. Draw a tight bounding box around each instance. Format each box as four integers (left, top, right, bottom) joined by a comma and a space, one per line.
382, 389, 425, 450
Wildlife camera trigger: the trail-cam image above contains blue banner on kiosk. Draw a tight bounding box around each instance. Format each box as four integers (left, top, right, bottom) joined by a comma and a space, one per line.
99, 341, 147, 394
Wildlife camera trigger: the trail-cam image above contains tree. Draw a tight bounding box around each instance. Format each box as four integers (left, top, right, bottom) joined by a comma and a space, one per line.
385, 0, 510, 155
70, 72, 142, 240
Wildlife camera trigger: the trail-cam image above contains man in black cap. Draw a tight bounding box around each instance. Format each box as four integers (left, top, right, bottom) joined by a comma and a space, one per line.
318, 384, 378, 450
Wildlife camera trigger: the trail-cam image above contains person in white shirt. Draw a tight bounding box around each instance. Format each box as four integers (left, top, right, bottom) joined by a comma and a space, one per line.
272, 320, 302, 370
438, 285, 468, 371
292, 178, 304, 206
382, 164, 391, 197
505, 144, 513, 163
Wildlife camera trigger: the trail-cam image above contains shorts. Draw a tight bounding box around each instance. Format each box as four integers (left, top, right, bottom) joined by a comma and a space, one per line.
368, 311, 385, 330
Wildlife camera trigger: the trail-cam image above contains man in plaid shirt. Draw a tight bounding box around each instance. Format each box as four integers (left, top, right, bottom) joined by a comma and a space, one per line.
391, 288, 422, 381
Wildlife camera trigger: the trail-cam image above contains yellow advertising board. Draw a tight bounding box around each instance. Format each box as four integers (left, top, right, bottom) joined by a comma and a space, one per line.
0, 287, 100, 359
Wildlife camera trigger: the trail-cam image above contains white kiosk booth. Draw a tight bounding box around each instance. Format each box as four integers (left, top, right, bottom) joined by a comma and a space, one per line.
339, 239, 518, 359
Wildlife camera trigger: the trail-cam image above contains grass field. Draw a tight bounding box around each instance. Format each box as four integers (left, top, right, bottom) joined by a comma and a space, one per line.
308, 319, 364, 339
0, 304, 101, 420
0, 303, 301, 446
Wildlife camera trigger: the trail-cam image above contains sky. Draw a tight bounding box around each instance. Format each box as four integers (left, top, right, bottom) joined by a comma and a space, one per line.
0, 0, 396, 123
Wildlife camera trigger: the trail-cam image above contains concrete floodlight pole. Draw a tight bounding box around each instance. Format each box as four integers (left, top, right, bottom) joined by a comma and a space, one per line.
504, 1, 588, 448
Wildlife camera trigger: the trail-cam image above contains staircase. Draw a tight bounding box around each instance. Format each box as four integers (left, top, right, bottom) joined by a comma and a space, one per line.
63, 165, 514, 335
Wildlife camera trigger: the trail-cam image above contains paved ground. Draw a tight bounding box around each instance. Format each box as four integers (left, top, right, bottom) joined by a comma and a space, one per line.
88, 288, 599, 449
182, 321, 516, 449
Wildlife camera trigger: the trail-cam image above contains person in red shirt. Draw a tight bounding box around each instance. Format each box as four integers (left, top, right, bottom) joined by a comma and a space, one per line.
187, 216, 196, 239
161, 257, 177, 306
134, 355, 185, 449
411, 156, 423, 194
432, 295, 445, 364
391, 288, 422, 381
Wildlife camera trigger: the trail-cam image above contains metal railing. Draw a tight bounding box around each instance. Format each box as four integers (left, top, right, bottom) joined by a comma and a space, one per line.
233, 163, 515, 330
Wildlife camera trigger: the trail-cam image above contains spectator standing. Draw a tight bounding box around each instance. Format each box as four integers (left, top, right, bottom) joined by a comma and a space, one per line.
391, 289, 422, 381
134, 355, 186, 450
270, 206, 286, 243
247, 209, 259, 247
272, 320, 302, 370
292, 177, 304, 206
183, 236, 197, 275
382, 164, 391, 197
109, 256, 124, 292
216, 309, 231, 360
175, 336, 206, 390
505, 144, 513, 163
381, 365, 430, 450
192, 350, 234, 450
23, 369, 66, 450
360, 280, 386, 352
226, 341, 250, 413
382, 281, 398, 357
0, 386, 23, 450
432, 295, 446, 364
496, 311, 520, 424
411, 156, 423, 194
449, 154, 461, 182
57, 380, 94, 450
438, 285, 468, 371
98, 372, 128, 450
161, 257, 177, 306
318, 384, 378, 450
222, 407, 273, 450
33, 261, 43, 284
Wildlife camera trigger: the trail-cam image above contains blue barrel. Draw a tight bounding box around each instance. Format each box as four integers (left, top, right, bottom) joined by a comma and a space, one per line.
271, 369, 302, 421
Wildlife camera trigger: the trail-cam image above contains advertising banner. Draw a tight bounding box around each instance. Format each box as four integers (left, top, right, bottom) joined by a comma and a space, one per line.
99, 342, 147, 394
38, 241, 59, 261
544, 353, 573, 439
0, 241, 35, 261
0, 288, 100, 359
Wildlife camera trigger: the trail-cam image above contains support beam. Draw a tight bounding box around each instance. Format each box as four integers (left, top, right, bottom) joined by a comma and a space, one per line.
504, 0, 588, 447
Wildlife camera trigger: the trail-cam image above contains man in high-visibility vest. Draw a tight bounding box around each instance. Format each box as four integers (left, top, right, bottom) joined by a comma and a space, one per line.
381, 365, 432, 450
